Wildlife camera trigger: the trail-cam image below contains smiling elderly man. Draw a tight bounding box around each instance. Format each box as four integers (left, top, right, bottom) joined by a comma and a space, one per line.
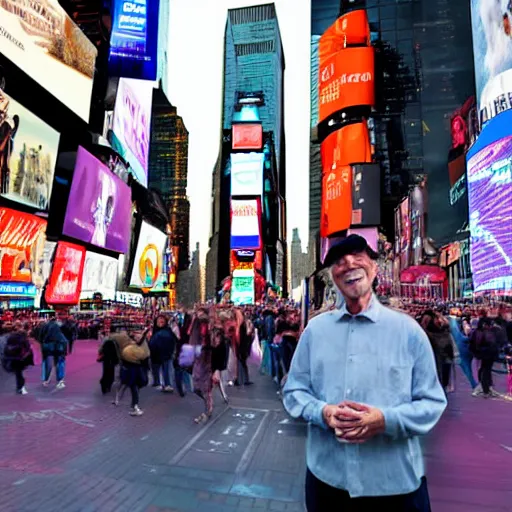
283, 234, 447, 512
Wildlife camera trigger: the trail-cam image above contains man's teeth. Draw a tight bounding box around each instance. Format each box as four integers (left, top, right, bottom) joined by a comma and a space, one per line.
346, 276, 362, 284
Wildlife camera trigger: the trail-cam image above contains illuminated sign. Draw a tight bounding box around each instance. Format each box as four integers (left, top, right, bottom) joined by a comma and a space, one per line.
0, 283, 37, 297
450, 174, 467, 206
115, 291, 143, 307
236, 250, 255, 258
232, 124, 263, 150
230, 153, 264, 197
231, 269, 254, 305
230, 199, 262, 250
109, 0, 160, 80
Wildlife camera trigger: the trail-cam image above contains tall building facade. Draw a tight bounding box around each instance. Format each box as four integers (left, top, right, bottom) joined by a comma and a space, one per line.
206, 3, 287, 299
149, 87, 190, 271
177, 242, 202, 307
290, 228, 309, 290
310, 0, 475, 250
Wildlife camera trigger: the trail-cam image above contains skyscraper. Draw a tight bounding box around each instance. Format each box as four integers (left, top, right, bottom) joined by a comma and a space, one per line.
290, 228, 309, 291
149, 87, 190, 271
206, 3, 287, 298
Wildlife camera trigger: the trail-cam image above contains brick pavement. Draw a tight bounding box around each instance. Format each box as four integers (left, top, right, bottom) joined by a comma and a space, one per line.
0, 340, 511, 511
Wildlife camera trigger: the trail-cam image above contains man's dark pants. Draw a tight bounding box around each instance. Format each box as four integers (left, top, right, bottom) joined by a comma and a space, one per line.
306, 468, 432, 512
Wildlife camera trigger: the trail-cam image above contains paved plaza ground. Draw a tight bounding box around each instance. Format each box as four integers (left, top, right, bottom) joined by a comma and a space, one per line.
0, 340, 511, 511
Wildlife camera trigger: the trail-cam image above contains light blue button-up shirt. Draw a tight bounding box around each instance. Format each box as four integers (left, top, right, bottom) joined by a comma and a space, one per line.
283, 296, 447, 498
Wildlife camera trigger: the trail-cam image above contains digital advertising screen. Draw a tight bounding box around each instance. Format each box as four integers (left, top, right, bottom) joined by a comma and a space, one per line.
129, 221, 167, 289
0, 207, 47, 284
33, 241, 57, 308
63, 147, 132, 253
321, 121, 372, 172
470, 0, 512, 124
0, 0, 97, 122
399, 197, 411, 270
0, 88, 60, 210
81, 252, 119, 300
232, 124, 263, 150
320, 165, 352, 237
230, 153, 264, 197
230, 199, 262, 250
109, 0, 160, 80
45, 242, 86, 305
112, 78, 153, 187
468, 134, 512, 292
231, 269, 255, 305
351, 163, 381, 227
319, 47, 375, 123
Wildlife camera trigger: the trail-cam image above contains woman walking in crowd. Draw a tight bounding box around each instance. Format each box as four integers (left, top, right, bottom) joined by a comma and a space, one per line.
112, 330, 150, 416
149, 314, 177, 392
1, 321, 34, 395
237, 309, 254, 386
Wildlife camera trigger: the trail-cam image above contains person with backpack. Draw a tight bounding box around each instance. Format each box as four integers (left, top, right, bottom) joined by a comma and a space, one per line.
2, 321, 34, 394
38, 317, 69, 390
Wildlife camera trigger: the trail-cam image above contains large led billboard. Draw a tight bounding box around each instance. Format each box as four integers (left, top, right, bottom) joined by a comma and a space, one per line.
45, 242, 86, 305
33, 241, 57, 308
129, 221, 167, 289
351, 163, 381, 227
468, 134, 512, 292
232, 124, 263, 150
470, 0, 512, 125
318, 47, 375, 123
0, 88, 60, 210
230, 153, 264, 197
230, 199, 262, 250
231, 269, 255, 305
81, 252, 119, 300
63, 147, 132, 253
0, 207, 47, 284
112, 78, 153, 187
321, 121, 372, 172
109, 0, 160, 80
321, 165, 352, 237
0, 1, 97, 122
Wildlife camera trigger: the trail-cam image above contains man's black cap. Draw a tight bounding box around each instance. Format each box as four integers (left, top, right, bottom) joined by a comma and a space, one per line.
323, 234, 378, 268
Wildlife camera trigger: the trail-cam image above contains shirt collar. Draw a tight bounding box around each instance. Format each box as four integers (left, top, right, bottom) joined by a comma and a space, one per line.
339, 294, 382, 323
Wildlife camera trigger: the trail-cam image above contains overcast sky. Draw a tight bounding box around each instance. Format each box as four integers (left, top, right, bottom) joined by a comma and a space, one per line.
167, 0, 311, 263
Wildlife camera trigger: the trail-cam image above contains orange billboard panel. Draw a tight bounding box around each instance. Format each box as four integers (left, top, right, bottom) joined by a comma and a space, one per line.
319, 46, 375, 123
232, 124, 263, 150
321, 165, 353, 237
321, 121, 372, 174
319, 10, 370, 62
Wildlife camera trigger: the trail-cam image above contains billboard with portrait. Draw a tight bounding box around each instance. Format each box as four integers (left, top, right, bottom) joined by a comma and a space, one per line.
63, 147, 132, 253
0, 0, 97, 121
112, 78, 153, 187
318, 47, 375, 123
0, 207, 47, 284
33, 241, 57, 308
230, 153, 264, 197
230, 199, 262, 250
109, 0, 160, 80
399, 197, 411, 270
468, 134, 512, 292
129, 221, 167, 289
45, 242, 86, 305
81, 252, 119, 300
0, 88, 60, 210
470, 0, 512, 125
232, 124, 263, 150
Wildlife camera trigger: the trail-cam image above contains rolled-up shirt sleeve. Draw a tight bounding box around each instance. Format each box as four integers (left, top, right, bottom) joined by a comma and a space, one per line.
282, 328, 328, 429
382, 326, 447, 439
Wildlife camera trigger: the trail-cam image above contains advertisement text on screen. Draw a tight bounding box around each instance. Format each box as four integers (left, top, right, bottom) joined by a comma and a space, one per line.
237, 250, 255, 258
318, 47, 375, 123
232, 124, 263, 150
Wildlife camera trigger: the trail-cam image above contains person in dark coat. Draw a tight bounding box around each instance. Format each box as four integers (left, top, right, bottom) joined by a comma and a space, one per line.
2, 321, 34, 394
149, 314, 177, 392
38, 318, 69, 390
174, 312, 193, 397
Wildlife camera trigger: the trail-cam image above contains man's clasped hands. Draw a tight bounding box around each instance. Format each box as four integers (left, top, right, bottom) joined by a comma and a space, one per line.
322, 401, 386, 443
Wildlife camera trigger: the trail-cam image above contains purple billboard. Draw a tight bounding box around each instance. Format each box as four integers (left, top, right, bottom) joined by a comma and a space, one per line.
63, 147, 132, 254
468, 134, 512, 293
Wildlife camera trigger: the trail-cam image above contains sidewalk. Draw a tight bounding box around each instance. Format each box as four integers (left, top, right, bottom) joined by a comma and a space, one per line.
0, 340, 510, 511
